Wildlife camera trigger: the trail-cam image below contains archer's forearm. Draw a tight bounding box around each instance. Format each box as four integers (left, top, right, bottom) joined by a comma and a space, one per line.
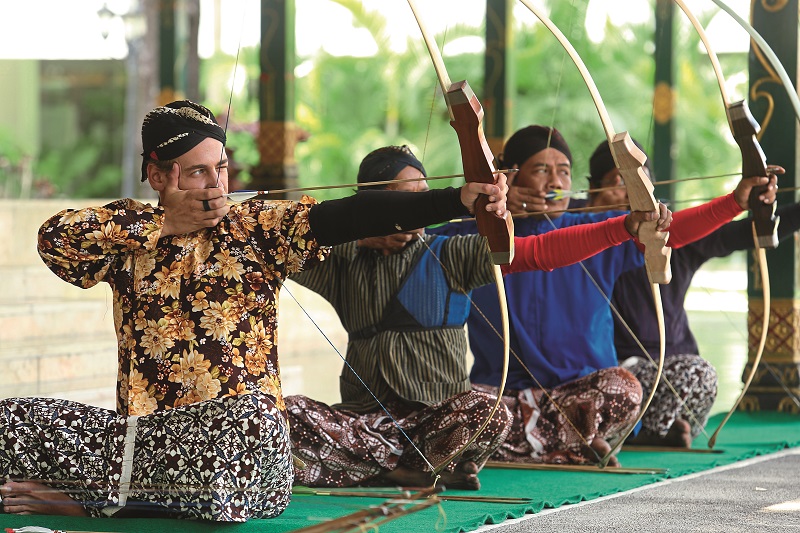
37, 199, 163, 288
308, 188, 469, 246
668, 193, 742, 249
503, 215, 631, 274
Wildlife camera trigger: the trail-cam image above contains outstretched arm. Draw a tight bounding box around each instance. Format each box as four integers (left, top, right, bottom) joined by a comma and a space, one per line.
668, 172, 779, 248
504, 207, 670, 274
309, 177, 507, 247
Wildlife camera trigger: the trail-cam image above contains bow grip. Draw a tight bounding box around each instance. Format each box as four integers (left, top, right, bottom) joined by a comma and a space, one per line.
611, 132, 672, 284
728, 100, 779, 249
447, 80, 515, 265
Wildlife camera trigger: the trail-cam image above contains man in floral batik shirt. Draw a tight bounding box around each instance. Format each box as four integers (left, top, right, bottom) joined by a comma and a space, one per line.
0, 100, 508, 520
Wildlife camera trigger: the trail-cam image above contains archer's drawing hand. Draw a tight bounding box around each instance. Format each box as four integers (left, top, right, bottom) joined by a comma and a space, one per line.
508, 184, 549, 215
160, 163, 229, 236
357, 231, 423, 256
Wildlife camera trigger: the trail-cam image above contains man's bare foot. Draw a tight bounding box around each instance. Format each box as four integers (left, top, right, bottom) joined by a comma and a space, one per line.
663, 419, 692, 447
439, 461, 480, 490
628, 418, 692, 448
0, 481, 87, 516
382, 461, 481, 491
590, 438, 620, 467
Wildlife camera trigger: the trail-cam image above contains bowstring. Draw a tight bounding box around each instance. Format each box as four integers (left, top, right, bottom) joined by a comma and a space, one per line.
215, 2, 246, 189
512, 0, 612, 463
695, 269, 800, 411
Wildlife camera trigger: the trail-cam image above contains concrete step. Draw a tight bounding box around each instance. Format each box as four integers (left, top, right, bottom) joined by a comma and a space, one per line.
0, 265, 111, 304
0, 298, 116, 342
0, 335, 117, 398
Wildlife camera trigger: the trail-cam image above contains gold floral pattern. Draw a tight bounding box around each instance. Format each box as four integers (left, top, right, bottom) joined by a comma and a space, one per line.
38, 196, 327, 416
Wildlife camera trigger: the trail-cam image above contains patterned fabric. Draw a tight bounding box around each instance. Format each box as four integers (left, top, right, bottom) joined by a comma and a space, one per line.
37, 197, 327, 417
0, 394, 291, 521
286, 391, 512, 487
474, 367, 642, 464
623, 354, 718, 438
289, 234, 495, 412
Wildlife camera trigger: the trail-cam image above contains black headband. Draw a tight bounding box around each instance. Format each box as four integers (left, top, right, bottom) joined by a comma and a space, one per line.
356, 145, 427, 190
140, 100, 226, 181
498, 125, 572, 169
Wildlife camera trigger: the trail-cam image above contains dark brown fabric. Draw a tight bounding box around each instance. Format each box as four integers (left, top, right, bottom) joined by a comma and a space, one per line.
286, 390, 512, 487
474, 367, 642, 464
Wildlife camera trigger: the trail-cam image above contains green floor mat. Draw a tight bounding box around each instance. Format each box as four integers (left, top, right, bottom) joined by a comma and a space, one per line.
3, 411, 798, 533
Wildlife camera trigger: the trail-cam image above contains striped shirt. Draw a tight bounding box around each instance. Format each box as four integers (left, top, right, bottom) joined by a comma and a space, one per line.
290, 233, 495, 413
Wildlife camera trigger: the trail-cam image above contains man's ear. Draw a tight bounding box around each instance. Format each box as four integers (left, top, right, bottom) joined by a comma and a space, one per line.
146, 163, 167, 192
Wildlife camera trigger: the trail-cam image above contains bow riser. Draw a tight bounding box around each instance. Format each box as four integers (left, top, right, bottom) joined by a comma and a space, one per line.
447, 80, 515, 264
610, 132, 672, 284
727, 101, 780, 248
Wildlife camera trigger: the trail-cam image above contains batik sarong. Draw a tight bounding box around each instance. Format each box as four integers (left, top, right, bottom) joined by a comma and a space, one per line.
475, 366, 642, 464
286, 390, 512, 487
622, 353, 717, 439
0, 393, 291, 521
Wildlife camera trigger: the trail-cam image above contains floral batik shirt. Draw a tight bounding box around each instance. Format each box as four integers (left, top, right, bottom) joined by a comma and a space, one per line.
37, 197, 328, 418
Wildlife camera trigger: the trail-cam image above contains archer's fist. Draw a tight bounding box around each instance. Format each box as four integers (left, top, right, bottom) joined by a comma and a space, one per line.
460, 172, 508, 218
733, 165, 783, 210
625, 201, 672, 237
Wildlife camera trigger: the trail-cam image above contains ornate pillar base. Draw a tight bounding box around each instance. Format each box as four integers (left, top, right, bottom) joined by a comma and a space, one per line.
252, 120, 299, 199
249, 164, 299, 200
740, 361, 800, 413
742, 298, 800, 413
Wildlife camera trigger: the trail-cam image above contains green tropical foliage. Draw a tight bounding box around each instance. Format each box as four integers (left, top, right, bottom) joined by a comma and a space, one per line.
201, 0, 746, 203
2, 1, 751, 203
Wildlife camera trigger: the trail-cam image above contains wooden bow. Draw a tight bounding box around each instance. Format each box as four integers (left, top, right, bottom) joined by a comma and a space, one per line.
671, 1, 777, 448
406, 0, 514, 477
518, 0, 670, 467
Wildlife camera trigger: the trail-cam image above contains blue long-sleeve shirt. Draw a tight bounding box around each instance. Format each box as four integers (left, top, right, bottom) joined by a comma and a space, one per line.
430, 211, 642, 390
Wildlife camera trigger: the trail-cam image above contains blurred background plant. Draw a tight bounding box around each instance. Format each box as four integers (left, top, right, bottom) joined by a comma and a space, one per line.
0, 0, 746, 205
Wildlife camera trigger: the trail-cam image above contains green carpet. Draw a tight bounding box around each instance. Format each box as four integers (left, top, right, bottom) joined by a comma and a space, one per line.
3, 411, 799, 533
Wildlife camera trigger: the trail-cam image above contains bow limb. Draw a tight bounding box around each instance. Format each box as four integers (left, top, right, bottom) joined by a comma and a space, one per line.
406, 0, 512, 477
708, 0, 800, 125
518, 0, 669, 467
671, 1, 775, 448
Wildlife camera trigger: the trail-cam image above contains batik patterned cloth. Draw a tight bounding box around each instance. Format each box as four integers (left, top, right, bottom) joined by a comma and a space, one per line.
475, 366, 642, 464
37, 197, 327, 417
622, 354, 718, 439
0, 393, 291, 521
286, 390, 512, 487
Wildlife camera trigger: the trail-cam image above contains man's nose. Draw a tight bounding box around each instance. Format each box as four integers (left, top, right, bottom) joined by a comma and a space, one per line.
547, 169, 564, 188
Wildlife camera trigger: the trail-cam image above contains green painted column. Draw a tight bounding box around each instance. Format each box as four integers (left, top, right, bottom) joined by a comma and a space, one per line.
484, 0, 513, 158
253, 0, 298, 197
158, 0, 178, 105
652, 0, 675, 199
744, 0, 800, 412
